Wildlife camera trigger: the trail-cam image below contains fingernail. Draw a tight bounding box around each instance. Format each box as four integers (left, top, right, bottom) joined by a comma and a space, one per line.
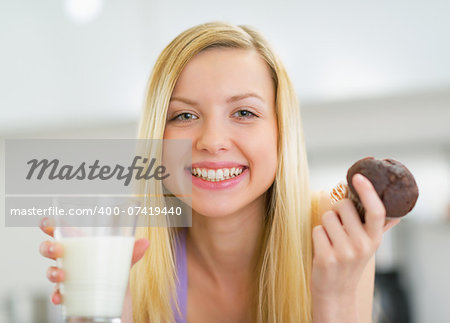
51, 270, 58, 278
48, 245, 55, 254
51, 293, 59, 304
42, 219, 48, 227
354, 173, 366, 182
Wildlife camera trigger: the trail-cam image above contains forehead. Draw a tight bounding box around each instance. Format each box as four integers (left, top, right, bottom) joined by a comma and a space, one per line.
172, 48, 275, 102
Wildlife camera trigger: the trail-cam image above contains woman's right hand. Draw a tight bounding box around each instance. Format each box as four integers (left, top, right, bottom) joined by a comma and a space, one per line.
39, 218, 64, 304
39, 217, 150, 305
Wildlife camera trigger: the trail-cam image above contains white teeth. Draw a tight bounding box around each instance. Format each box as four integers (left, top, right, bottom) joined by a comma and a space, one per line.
191, 167, 245, 182
207, 169, 215, 180
216, 169, 224, 180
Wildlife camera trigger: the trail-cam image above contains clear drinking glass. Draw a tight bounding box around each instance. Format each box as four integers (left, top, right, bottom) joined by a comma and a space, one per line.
52, 197, 138, 323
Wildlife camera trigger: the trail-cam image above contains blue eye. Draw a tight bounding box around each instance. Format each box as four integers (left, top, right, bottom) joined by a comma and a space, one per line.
233, 110, 257, 119
172, 112, 198, 122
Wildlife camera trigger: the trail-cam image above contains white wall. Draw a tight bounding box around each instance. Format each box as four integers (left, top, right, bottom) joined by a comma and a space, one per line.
2, 0, 450, 133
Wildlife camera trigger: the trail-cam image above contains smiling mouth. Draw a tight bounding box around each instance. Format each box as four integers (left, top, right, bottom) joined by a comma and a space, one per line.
189, 166, 247, 182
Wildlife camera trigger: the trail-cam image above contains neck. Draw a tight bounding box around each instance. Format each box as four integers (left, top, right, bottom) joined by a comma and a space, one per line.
187, 194, 266, 286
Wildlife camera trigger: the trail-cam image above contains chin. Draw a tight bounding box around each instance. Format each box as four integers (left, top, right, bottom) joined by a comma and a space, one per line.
191, 202, 244, 219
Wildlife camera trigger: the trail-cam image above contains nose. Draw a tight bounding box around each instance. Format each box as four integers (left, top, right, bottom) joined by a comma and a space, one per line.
195, 118, 231, 154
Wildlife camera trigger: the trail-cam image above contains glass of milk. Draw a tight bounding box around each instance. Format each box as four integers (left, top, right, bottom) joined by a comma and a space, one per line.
52, 197, 138, 323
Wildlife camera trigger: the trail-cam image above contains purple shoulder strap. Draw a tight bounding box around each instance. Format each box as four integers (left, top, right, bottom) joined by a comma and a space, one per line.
174, 229, 187, 323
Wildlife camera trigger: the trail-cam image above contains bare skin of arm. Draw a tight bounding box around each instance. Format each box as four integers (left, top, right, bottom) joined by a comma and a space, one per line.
313, 177, 400, 323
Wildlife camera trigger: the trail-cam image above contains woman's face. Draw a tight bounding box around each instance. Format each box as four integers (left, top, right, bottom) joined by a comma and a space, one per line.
164, 48, 278, 217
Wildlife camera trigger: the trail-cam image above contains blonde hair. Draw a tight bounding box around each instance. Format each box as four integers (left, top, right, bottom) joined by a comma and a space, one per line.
131, 22, 314, 322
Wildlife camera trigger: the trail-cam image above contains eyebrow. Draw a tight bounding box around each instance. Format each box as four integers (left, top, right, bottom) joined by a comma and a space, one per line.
169, 92, 265, 106
169, 96, 197, 106
226, 93, 265, 104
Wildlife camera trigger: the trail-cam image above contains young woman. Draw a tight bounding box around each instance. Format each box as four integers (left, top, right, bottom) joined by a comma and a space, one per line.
40, 22, 400, 322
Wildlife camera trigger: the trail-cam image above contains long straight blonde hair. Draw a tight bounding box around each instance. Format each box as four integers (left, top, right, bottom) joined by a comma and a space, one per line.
130, 22, 314, 323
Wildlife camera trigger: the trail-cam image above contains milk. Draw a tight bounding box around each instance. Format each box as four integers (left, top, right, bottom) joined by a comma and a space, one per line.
58, 236, 135, 319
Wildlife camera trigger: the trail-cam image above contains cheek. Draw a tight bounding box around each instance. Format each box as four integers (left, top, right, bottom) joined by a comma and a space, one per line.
162, 127, 170, 140
265, 125, 278, 181
163, 126, 194, 140
249, 127, 278, 178
163, 126, 177, 140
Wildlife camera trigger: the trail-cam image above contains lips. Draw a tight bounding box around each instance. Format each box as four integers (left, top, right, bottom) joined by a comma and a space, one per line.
181, 161, 249, 190
191, 166, 246, 181
188, 167, 248, 190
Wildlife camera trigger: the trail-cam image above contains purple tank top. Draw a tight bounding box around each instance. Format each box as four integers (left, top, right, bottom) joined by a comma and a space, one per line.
174, 228, 187, 323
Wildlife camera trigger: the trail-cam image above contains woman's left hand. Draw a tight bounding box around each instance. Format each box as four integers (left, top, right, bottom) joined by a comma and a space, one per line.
311, 173, 400, 322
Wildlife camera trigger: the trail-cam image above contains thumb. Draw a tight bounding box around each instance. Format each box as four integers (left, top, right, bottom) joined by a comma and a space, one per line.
131, 238, 149, 266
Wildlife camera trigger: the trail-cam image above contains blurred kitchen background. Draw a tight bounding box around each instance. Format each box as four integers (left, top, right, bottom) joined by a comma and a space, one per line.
1, 0, 449, 322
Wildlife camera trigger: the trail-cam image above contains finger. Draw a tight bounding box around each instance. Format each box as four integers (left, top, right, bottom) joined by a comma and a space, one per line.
131, 238, 149, 266
321, 211, 350, 249
40, 217, 55, 237
47, 266, 65, 283
39, 241, 64, 260
383, 218, 401, 233
312, 225, 333, 257
352, 174, 385, 241
51, 286, 62, 305
332, 199, 366, 240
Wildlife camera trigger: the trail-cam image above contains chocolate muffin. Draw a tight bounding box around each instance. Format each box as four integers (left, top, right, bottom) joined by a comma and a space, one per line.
346, 157, 419, 222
